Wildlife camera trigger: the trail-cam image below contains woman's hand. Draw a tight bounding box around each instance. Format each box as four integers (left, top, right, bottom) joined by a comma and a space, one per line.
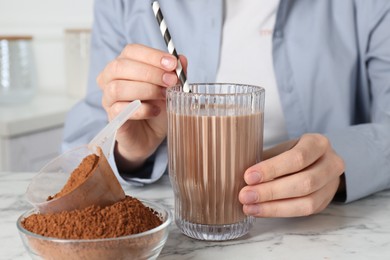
97, 44, 187, 172
239, 133, 345, 217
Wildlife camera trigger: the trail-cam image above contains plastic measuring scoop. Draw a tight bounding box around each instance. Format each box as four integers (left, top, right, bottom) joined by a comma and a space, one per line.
26, 100, 141, 214
87, 100, 141, 159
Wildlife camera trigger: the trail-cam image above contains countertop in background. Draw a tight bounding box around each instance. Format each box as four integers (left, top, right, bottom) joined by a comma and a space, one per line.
0, 93, 80, 172
0, 93, 79, 138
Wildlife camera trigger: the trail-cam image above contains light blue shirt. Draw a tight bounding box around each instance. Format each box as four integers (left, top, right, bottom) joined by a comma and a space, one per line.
62, 0, 390, 203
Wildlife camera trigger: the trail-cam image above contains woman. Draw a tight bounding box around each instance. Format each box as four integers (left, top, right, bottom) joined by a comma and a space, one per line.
63, 0, 390, 217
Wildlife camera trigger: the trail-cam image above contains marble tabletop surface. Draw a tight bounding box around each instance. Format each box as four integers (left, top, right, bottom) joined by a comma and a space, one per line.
1, 171, 389, 260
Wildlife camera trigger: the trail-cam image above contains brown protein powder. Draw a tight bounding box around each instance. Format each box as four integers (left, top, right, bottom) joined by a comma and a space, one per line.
47, 153, 99, 201
20, 149, 168, 259
22, 196, 162, 239
22, 151, 162, 239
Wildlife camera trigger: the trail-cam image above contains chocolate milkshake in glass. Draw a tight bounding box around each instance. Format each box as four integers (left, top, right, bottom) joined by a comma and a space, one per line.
167, 83, 265, 241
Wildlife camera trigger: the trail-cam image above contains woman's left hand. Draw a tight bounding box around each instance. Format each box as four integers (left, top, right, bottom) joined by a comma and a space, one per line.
239, 133, 345, 217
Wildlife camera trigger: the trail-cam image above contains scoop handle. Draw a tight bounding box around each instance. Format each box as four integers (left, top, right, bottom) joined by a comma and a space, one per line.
88, 100, 141, 158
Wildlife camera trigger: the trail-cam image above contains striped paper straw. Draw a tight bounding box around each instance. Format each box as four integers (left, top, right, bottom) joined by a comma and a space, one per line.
152, 1, 191, 93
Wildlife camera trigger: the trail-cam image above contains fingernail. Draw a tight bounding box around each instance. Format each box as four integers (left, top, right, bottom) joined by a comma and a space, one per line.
245, 171, 262, 184
161, 56, 176, 69
162, 73, 177, 86
240, 190, 258, 204
244, 205, 261, 216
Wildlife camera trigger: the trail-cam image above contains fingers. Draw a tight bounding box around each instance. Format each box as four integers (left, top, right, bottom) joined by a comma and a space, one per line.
105, 101, 163, 121
119, 43, 177, 71
244, 134, 330, 184
97, 53, 187, 90
97, 44, 184, 89
96, 44, 178, 171
242, 177, 340, 217
97, 44, 190, 123
99, 58, 178, 87
262, 139, 298, 160
239, 150, 343, 204
119, 44, 188, 74
101, 80, 165, 108
97, 44, 189, 116
239, 134, 345, 218
106, 44, 187, 87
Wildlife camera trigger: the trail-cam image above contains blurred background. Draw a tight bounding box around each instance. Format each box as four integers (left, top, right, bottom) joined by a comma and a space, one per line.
0, 0, 94, 172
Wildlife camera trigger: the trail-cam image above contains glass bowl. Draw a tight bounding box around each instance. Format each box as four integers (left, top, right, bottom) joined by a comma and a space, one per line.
17, 199, 171, 260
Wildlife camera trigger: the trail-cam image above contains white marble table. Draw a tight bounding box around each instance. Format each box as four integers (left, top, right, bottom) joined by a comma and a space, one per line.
1, 171, 389, 260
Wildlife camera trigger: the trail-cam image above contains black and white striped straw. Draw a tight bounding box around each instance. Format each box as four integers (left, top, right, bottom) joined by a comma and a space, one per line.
152, 1, 191, 93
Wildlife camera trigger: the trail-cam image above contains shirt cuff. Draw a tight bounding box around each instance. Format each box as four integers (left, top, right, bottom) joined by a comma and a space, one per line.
108, 141, 168, 186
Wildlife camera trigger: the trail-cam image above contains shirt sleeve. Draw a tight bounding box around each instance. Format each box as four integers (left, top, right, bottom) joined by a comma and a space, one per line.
111, 140, 168, 187
62, 0, 167, 185
326, 4, 390, 203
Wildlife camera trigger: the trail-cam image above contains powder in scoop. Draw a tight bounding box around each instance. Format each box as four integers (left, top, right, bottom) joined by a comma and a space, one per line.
47, 153, 99, 201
